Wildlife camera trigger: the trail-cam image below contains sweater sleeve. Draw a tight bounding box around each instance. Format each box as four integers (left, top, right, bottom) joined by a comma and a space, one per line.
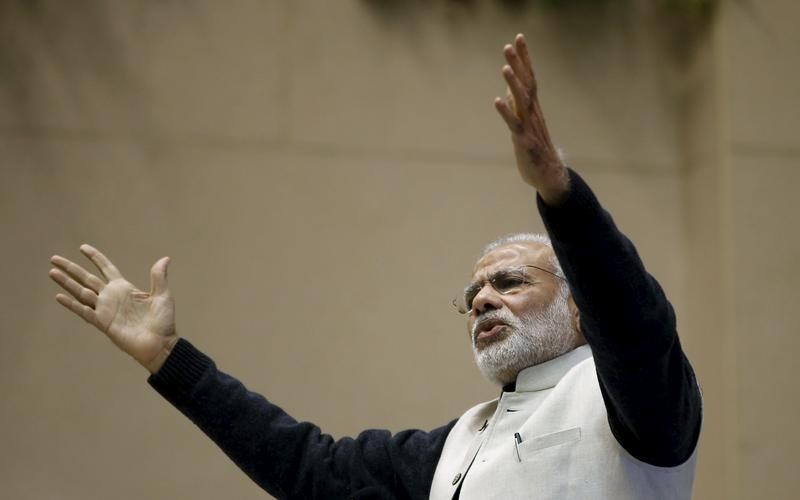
536, 168, 701, 467
147, 338, 456, 499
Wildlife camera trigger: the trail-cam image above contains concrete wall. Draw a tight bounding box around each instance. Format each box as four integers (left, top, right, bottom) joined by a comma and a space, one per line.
0, 1, 797, 498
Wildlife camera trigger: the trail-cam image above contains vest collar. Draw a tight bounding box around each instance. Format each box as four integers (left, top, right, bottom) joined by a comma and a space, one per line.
514, 344, 592, 392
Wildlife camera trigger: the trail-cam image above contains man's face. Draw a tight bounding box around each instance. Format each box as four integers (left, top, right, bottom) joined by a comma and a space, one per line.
467, 242, 581, 385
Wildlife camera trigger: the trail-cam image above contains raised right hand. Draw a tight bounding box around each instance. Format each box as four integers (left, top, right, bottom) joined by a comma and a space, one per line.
49, 244, 178, 374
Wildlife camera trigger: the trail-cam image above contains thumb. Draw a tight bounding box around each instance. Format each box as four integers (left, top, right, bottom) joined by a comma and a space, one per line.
150, 257, 171, 296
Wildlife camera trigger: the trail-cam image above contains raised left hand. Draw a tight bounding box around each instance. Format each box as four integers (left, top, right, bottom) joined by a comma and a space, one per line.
494, 34, 570, 205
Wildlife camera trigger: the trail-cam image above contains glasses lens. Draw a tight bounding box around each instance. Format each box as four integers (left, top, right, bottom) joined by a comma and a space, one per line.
453, 289, 472, 314
453, 269, 530, 314
492, 271, 528, 294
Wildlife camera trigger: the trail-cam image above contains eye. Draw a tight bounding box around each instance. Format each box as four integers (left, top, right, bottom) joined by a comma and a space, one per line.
492, 273, 527, 293
464, 287, 479, 311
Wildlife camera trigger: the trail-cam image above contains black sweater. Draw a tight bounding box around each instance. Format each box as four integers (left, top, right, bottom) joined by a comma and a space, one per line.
148, 169, 701, 499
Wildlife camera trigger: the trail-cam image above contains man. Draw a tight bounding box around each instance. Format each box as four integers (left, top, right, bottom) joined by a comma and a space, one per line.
49, 34, 701, 499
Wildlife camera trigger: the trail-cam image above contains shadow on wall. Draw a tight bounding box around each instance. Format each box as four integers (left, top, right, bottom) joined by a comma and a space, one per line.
360, 0, 716, 63
359, 0, 718, 168
0, 0, 718, 137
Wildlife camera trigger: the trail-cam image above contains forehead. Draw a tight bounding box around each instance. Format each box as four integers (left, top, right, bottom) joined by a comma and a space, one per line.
472, 242, 553, 279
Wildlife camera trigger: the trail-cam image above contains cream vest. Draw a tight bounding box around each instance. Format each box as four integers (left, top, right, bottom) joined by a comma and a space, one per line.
430, 346, 698, 499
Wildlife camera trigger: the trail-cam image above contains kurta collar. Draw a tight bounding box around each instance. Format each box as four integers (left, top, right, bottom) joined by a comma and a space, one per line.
514, 344, 592, 392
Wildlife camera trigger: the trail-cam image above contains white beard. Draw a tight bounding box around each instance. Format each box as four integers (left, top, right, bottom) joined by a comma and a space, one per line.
471, 291, 576, 386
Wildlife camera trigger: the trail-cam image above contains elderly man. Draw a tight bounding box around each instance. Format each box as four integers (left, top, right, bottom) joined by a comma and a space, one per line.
49, 34, 701, 499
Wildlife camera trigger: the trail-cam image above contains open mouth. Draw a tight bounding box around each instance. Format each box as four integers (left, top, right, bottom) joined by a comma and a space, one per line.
474, 318, 509, 345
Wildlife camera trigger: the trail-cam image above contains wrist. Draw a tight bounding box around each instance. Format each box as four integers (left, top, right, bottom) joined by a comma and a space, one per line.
144, 335, 180, 374
537, 167, 571, 206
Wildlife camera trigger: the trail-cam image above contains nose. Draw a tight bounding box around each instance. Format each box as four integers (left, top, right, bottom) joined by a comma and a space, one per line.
471, 282, 504, 316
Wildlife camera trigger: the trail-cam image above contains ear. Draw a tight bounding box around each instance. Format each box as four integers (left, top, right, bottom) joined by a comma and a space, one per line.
567, 294, 587, 345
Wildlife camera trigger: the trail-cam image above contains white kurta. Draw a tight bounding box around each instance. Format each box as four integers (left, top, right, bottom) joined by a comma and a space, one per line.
430, 346, 698, 499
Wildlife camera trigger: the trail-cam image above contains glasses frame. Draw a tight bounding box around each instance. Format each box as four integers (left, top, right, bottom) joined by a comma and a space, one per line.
452, 264, 567, 315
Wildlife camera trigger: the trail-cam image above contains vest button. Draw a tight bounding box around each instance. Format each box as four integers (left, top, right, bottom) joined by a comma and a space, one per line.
452, 472, 462, 485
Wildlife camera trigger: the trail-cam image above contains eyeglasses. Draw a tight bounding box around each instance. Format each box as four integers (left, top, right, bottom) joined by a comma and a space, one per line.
452, 264, 566, 315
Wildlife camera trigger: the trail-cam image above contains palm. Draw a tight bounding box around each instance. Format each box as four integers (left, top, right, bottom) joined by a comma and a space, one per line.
97, 279, 175, 360
49, 244, 177, 372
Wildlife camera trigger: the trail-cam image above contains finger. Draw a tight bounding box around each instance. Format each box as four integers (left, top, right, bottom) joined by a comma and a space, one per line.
503, 44, 533, 90
505, 87, 518, 114
50, 255, 105, 293
56, 293, 100, 328
49, 268, 98, 307
502, 65, 528, 119
494, 97, 522, 133
514, 34, 536, 89
79, 244, 123, 281
150, 257, 171, 296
